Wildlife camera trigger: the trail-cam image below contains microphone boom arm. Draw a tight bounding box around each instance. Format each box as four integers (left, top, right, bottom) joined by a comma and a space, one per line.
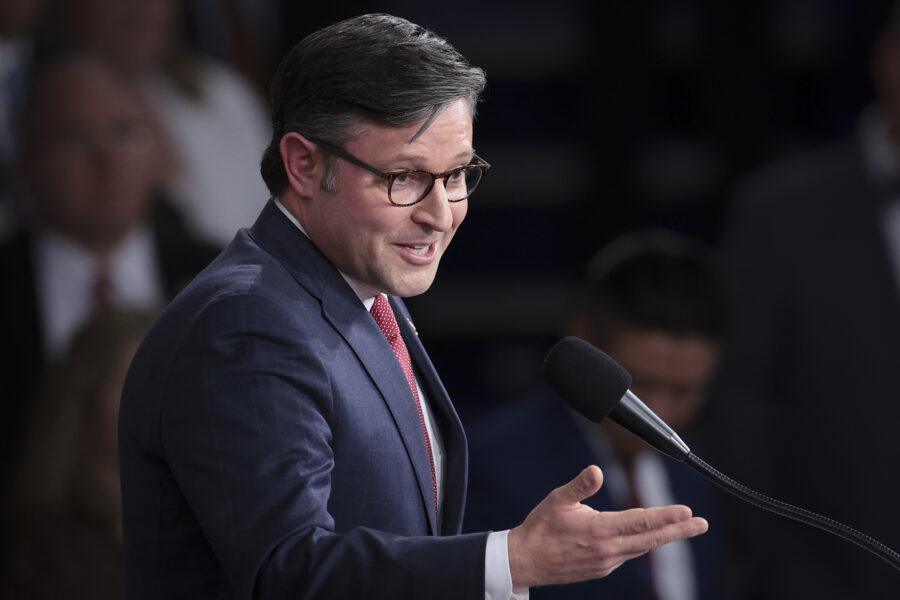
683, 452, 900, 572
544, 336, 900, 573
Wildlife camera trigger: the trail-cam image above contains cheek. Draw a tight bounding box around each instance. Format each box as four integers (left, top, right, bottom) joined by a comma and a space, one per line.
451, 202, 468, 228
318, 208, 389, 265
38, 165, 91, 216
659, 394, 702, 428
44, 158, 88, 192
440, 202, 468, 246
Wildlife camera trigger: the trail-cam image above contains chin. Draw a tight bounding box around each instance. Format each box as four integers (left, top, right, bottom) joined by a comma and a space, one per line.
387, 276, 437, 298
388, 284, 431, 298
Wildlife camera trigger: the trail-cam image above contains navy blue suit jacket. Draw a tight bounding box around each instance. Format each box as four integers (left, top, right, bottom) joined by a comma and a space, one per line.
464, 390, 724, 600
119, 201, 488, 599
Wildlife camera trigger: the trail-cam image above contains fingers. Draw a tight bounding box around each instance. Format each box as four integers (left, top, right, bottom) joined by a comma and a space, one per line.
616, 504, 694, 535
509, 502, 709, 589
609, 506, 709, 555
552, 465, 604, 505
508, 469, 710, 590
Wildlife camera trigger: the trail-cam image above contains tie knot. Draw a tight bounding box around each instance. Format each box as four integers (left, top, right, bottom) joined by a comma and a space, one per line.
370, 294, 400, 341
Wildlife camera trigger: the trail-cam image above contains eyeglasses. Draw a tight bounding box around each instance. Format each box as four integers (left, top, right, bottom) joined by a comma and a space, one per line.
306, 136, 491, 207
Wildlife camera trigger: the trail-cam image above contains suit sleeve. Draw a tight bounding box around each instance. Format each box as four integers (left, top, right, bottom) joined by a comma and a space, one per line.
161, 293, 488, 598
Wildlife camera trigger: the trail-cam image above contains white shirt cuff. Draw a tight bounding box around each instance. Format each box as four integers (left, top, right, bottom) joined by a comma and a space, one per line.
485, 530, 529, 600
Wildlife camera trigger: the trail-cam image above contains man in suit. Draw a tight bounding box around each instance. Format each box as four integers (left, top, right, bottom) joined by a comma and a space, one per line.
707, 10, 900, 598
464, 231, 727, 599
119, 14, 709, 599
0, 54, 218, 493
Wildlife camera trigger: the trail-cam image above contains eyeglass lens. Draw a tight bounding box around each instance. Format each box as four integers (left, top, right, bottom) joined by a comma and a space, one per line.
390, 165, 484, 205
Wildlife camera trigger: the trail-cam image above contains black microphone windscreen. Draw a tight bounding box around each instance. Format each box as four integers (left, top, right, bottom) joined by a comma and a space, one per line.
542, 336, 632, 422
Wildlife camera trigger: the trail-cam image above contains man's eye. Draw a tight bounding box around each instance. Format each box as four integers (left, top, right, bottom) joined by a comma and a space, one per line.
392, 172, 415, 188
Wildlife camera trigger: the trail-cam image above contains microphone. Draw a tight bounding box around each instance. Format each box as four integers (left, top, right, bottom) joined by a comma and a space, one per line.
542, 336, 900, 573
541, 336, 690, 462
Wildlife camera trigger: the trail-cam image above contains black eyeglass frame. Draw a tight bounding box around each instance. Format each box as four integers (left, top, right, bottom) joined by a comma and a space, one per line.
304, 135, 491, 207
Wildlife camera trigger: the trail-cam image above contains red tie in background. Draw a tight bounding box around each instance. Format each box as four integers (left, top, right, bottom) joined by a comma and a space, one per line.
370, 294, 438, 521
93, 258, 114, 309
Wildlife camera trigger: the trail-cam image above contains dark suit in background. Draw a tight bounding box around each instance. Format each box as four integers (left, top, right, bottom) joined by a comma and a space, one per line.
709, 135, 900, 599
0, 198, 218, 491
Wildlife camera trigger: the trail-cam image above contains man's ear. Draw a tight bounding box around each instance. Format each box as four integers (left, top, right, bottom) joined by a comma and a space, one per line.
280, 132, 321, 197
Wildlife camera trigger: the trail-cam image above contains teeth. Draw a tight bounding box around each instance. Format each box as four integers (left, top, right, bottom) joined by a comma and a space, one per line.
406, 244, 430, 256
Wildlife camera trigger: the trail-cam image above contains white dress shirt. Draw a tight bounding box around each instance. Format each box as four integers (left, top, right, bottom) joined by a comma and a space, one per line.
34, 226, 165, 360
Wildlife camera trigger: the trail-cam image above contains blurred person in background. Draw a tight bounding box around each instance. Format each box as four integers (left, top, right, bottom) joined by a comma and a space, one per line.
0, 307, 157, 598
708, 6, 900, 599
464, 230, 726, 600
47, 0, 272, 247
0, 54, 218, 495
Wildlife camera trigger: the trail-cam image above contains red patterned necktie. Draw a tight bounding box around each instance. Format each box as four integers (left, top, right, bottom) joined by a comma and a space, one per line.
370, 294, 438, 521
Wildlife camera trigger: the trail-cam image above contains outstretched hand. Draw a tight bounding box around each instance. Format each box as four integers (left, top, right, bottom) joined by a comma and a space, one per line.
507, 465, 708, 589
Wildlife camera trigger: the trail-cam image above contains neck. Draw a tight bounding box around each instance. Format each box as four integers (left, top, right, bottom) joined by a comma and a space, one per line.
49, 225, 129, 259
73, 232, 127, 258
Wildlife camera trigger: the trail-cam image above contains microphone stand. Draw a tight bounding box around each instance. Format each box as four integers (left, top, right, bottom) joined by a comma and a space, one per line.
543, 336, 900, 572
611, 386, 900, 571
683, 452, 900, 572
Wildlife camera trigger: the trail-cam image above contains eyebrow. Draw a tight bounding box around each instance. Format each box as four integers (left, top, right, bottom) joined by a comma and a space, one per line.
388, 149, 476, 168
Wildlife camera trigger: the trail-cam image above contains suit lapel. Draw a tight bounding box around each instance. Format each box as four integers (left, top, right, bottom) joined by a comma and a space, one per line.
249, 201, 441, 534
324, 290, 440, 534
393, 297, 468, 535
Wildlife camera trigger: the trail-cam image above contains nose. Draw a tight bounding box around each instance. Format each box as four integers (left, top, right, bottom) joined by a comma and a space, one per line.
411, 180, 455, 231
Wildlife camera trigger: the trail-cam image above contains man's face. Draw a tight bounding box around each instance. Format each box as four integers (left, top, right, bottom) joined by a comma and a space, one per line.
300, 98, 473, 297
22, 62, 157, 250
601, 329, 720, 460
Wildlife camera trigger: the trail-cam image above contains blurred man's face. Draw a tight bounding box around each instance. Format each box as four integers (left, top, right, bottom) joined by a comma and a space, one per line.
297, 98, 472, 298
22, 61, 158, 251
601, 329, 720, 461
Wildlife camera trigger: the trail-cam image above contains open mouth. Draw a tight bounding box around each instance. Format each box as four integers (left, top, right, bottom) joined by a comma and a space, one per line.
395, 241, 437, 261
405, 243, 432, 256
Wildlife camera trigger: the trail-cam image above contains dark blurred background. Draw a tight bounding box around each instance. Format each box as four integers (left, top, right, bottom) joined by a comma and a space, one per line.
2, 0, 892, 421
311, 0, 893, 424
3, 0, 899, 597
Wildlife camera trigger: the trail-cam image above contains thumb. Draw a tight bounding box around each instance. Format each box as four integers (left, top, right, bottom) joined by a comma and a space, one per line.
554, 465, 604, 505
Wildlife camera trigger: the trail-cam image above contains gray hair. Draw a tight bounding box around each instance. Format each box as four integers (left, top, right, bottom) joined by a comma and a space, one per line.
259, 13, 487, 195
